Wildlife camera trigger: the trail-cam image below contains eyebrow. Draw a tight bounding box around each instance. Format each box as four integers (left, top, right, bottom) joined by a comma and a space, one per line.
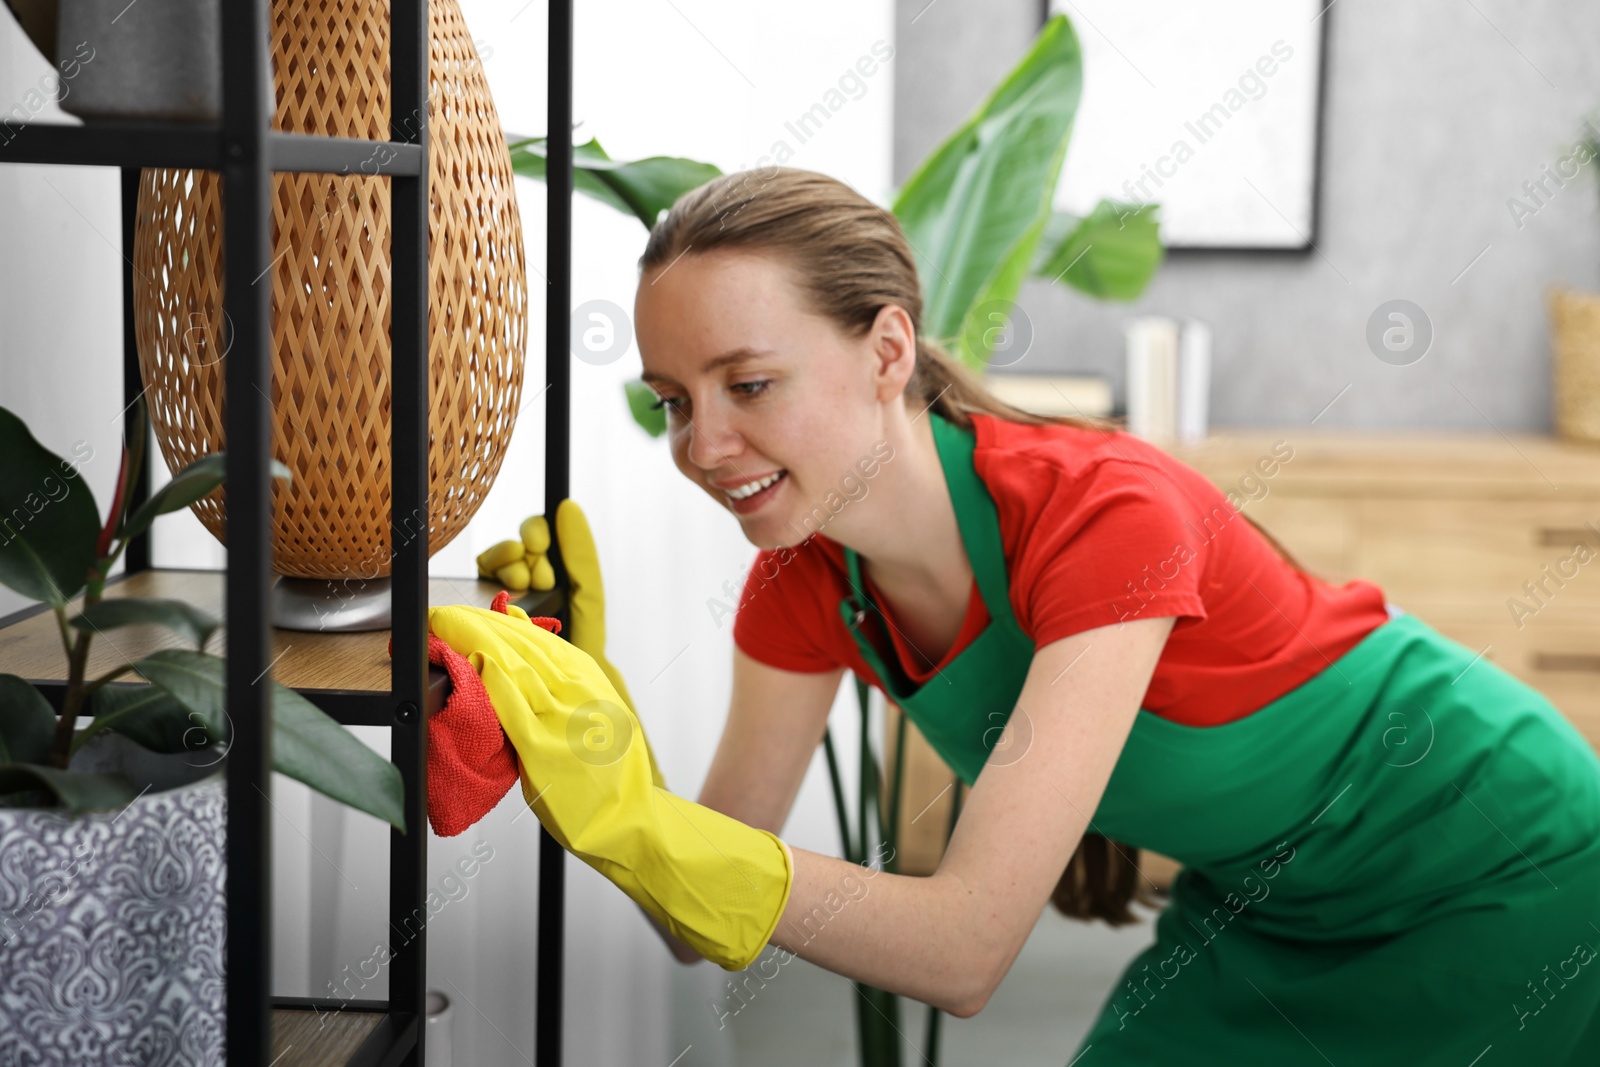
640, 346, 774, 387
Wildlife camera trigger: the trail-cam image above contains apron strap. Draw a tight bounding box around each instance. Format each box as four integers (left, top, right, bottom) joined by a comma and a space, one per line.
836, 411, 1021, 701
838, 584, 917, 698
928, 411, 1017, 626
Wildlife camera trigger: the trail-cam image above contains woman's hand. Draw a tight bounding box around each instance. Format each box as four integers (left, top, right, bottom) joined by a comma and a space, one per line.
428, 604, 794, 971
553, 498, 667, 789
641, 904, 707, 965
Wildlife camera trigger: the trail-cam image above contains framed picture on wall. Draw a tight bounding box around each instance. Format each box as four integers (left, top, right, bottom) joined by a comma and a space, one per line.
1045, 0, 1331, 251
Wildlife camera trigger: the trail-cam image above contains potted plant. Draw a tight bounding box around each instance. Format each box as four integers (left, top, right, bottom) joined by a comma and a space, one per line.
0, 398, 405, 1066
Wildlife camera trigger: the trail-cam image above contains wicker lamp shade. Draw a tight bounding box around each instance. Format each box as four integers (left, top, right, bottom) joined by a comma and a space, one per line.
132, 0, 527, 580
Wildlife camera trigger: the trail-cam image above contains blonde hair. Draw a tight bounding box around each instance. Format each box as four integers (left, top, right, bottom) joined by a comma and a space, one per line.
640, 166, 1293, 927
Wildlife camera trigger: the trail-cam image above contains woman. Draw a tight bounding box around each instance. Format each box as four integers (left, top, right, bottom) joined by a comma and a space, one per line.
623, 167, 1600, 1062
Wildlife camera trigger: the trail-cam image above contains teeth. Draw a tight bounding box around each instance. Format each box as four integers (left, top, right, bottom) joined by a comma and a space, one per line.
726, 470, 786, 500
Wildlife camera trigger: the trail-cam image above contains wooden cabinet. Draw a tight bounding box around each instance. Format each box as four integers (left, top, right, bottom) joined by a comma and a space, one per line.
886, 428, 1600, 880
1171, 430, 1600, 752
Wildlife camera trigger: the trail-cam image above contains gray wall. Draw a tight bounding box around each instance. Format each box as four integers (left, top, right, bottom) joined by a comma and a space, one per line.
894, 0, 1600, 431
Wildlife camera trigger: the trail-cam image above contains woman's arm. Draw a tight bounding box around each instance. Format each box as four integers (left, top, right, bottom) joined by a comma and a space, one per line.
639, 646, 847, 965
764, 615, 1176, 1017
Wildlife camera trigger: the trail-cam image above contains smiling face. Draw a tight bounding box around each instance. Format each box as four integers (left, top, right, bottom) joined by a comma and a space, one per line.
635, 248, 914, 550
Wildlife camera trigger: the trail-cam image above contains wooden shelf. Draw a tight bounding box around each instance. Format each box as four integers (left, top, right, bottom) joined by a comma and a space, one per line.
0, 568, 563, 724
271, 1009, 385, 1066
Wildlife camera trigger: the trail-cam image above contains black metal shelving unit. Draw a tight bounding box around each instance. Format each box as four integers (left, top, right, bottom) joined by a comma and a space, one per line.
538, 2, 575, 1065
0, 1, 576, 1064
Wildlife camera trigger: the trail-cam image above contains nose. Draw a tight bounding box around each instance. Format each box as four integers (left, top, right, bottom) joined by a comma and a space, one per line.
684, 395, 743, 473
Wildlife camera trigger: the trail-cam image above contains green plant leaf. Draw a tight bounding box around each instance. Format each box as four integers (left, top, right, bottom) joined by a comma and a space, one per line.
1033, 200, 1164, 300
0, 674, 57, 766
891, 13, 1084, 368
507, 134, 722, 229
0, 763, 138, 813
508, 136, 632, 217
72, 597, 221, 651
134, 649, 405, 832
956, 208, 1056, 371
624, 380, 668, 438
133, 649, 229, 738
122, 454, 291, 543
0, 405, 102, 605
506, 133, 717, 434
77, 683, 216, 757
270, 682, 406, 832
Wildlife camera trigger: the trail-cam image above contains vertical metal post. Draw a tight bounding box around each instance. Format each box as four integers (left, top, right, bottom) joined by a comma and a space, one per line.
120, 167, 150, 575
538, 0, 574, 1063
219, 1, 274, 1063
390, 1, 431, 1063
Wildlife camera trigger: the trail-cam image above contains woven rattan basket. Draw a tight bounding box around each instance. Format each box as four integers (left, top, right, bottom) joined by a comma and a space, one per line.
132, 0, 527, 580
1549, 287, 1600, 444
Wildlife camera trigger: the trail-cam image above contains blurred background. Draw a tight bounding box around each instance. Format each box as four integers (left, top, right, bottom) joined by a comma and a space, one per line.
3, 1, 1599, 1064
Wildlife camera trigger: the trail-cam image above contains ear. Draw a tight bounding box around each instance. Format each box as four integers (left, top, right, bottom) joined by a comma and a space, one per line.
868, 303, 918, 403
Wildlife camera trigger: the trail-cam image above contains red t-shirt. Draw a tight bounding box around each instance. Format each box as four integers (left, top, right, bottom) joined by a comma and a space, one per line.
730, 413, 1392, 726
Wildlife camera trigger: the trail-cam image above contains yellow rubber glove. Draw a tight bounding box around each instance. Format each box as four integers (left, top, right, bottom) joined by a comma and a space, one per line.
428, 604, 793, 971
553, 498, 667, 790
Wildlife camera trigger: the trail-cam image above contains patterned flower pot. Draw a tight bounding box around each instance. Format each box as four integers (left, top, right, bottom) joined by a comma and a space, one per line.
0, 739, 227, 1066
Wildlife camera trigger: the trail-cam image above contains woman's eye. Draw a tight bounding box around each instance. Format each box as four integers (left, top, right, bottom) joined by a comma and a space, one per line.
648, 381, 769, 413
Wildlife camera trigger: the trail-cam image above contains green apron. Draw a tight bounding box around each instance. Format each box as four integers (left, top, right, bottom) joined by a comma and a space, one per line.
836, 411, 1600, 1063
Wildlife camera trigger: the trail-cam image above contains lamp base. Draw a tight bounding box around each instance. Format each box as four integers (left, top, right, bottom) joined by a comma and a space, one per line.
270, 575, 392, 633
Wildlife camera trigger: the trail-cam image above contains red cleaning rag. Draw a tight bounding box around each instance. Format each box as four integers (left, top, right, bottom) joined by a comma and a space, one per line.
388, 590, 563, 837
